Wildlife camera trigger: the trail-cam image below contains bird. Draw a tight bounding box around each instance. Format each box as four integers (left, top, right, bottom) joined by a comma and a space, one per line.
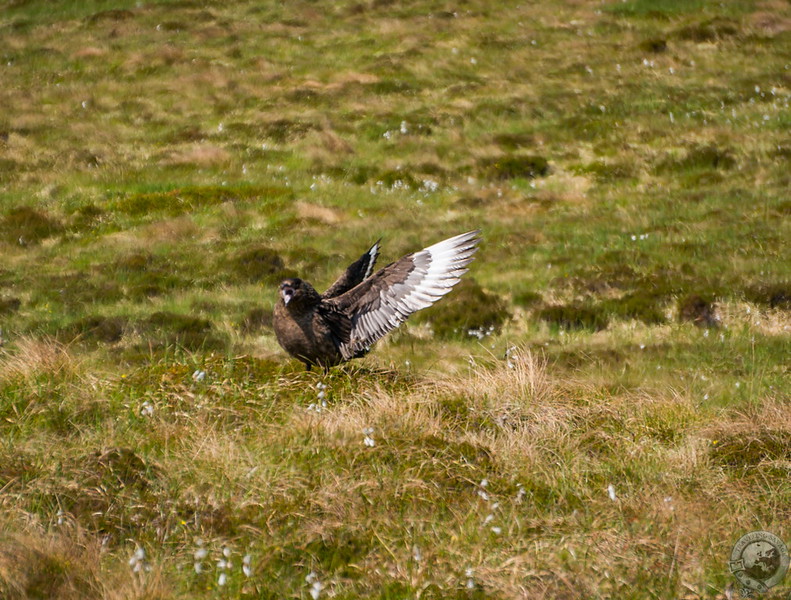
273, 230, 481, 370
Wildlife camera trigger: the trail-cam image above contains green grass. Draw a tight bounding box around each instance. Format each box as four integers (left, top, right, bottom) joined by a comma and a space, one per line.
1, 0, 790, 598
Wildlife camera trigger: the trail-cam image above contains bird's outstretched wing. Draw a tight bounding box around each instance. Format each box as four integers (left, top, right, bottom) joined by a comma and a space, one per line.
321, 239, 381, 299
325, 230, 480, 360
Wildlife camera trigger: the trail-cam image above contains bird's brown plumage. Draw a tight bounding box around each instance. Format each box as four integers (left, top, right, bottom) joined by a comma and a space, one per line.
273, 231, 480, 369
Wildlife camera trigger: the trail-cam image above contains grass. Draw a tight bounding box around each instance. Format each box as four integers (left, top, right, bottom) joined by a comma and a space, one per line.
0, 0, 790, 598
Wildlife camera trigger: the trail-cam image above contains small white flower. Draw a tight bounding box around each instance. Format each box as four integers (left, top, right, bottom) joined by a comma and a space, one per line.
192, 370, 206, 382
470, 57, 477, 64
477, 490, 489, 501
223, 547, 231, 558
317, 390, 326, 400
364, 436, 375, 447
194, 562, 203, 573
194, 548, 208, 560
483, 514, 494, 525
218, 572, 227, 586
306, 572, 317, 584
735, 382, 740, 388
480, 479, 488, 488
491, 526, 502, 535
217, 123, 224, 132
607, 484, 617, 501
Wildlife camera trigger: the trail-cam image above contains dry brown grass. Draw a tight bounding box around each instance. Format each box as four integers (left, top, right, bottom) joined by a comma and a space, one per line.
0, 337, 78, 383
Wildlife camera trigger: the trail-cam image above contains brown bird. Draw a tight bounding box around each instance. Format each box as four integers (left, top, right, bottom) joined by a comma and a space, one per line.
273, 230, 481, 370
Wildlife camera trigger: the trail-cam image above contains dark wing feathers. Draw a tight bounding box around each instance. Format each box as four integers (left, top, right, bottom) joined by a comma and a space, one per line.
325, 230, 480, 360
321, 240, 381, 299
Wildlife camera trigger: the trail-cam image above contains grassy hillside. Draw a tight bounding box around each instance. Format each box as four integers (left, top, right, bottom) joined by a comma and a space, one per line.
0, 0, 789, 597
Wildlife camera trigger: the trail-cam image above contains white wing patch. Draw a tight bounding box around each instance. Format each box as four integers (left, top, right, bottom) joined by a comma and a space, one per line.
341, 230, 480, 359
363, 241, 380, 280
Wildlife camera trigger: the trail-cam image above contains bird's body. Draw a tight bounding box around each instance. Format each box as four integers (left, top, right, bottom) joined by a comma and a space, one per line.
273, 230, 480, 370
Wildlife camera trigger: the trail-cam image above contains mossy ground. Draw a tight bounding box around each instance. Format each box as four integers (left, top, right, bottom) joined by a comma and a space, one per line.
1, 0, 790, 598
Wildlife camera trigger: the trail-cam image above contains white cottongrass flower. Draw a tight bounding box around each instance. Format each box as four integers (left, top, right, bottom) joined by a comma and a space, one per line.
516, 484, 526, 503
192, 369, 206, 382
607, 484, 617, 502
129, 546, 146, 573
306, 573, 324, 599
363, 427, 375, 447
465, 568, 475, 589
194, 548, 208, 561
412, 545, 422, 562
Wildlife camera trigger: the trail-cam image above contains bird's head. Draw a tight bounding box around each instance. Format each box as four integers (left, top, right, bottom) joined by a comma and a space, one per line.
279, 278, 316, 307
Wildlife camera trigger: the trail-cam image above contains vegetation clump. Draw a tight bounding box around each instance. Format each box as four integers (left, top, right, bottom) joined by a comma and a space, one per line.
0, 297, 21, 315
116, 185, 286, 217
657, 145, 736, 174
678, 293, 718, 327
238, 307, 273, 333
537, 303, 610, 331
417, 278, 510, 338
0, 207, 63, 245
675, 18, 740, 42
744, 283, 790, 309
477, 154, 549, 180
228, 245, 295, 284
58, 315, 126, 344
140, 311, 226, 350
709, 430, 791, 470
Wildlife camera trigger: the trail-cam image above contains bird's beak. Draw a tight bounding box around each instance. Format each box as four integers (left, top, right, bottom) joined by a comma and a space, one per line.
281, 287, 294, 305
